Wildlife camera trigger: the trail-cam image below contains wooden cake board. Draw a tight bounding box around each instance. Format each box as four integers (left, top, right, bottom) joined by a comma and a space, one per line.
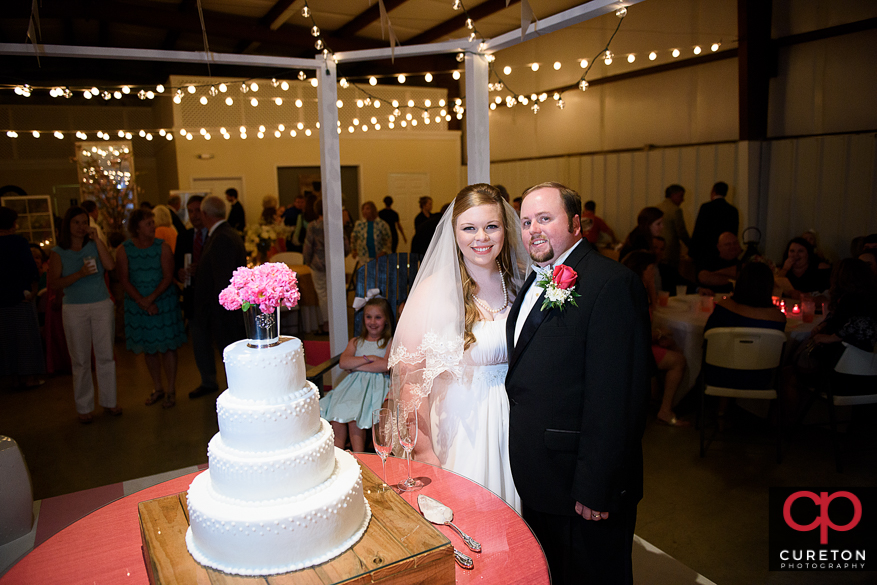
138, 463, 454, 584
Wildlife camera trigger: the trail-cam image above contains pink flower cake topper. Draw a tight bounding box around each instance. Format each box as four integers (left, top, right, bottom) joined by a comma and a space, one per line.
219, 262, 301, 314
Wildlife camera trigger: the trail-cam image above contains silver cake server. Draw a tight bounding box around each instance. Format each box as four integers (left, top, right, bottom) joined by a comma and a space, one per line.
418, 494, 482, 553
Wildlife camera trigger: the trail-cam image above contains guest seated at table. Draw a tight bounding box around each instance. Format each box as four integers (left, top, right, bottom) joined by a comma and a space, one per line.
775, 237, 831, 299
622, 250, 690, 427
696, 232, 742, 294
704, 262, 786, 419
858, 249, 877, 276
800, 229, 831, 267
619, 206, 663, 261
653, 236, 693, 295
784, 258, 877, 420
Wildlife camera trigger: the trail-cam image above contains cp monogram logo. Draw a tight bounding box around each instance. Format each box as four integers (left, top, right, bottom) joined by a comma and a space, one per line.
783, 491, 862, 545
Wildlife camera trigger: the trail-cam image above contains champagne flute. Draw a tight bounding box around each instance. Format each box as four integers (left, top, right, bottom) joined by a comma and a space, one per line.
396, 404, 424, 491
372, 408, 393, 492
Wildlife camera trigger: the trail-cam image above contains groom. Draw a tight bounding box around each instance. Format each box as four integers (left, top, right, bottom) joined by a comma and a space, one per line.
506, 182, 652, 584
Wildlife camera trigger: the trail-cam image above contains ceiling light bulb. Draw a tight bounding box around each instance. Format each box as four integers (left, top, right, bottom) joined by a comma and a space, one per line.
295, 99, 303, 108
407, 100, 414, 107
219, 83, 227, 92
531, 63, 539, 72
369, 77, 377, 86
672, 48, 680, 58
424, 73, 433, 82
649, 51, 657, 61
250, 97, 258, 106
311, 25, 320, 37
281, 81, 289, 90
465, 18, 474, 30
250, 82, 259, 91
693, 45, 702, 55
554, 61, 562, 70
503, 65, 512, 75
298, 71, 307, 81
453, 70, 461, 80
91, 87, 99, 95
616, 7, 627, 18
275, 97, 283, 105
187, 85, 196, 94
301, 6, 310, 17
225, 97, 233, 105
336, 99, 343, 108
310, 78, 318, 87
200, 96, 208, 105
156, 84, 165, 93
340, 78, 349, 88
398, 74, 406, 83
122, 86, 131, 94
627, 54, 635, 63
113, 91, 122, 99
711, 42, 721, 52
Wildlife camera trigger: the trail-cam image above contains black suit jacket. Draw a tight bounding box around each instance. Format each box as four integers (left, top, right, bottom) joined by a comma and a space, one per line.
690, 198, 739, 264
505, 241, 652, 517
175, 227, 196, 318
171, 209, 187, 236
227, 201, 246, 233
192, 222, 247, 337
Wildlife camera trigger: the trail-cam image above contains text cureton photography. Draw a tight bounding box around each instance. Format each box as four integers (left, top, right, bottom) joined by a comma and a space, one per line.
769, 487, 875, 571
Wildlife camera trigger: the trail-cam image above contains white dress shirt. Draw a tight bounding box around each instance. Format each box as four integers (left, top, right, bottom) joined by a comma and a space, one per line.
513, 239, 582, 346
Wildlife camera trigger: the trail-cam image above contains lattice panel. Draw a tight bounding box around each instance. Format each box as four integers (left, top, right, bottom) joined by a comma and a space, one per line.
171, 75, 450, 137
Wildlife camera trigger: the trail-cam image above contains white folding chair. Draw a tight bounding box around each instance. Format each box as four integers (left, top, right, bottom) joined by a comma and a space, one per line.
699, 327, 787, 462
825, 343, 877, 472
268, 251, 303, 265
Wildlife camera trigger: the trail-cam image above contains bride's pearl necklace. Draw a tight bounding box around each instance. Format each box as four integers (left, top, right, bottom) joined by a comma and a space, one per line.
472, 260, 508, 314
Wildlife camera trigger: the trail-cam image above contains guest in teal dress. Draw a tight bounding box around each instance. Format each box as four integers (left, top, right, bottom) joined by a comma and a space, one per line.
320, 298, 393, 452
116, 209, 186, 409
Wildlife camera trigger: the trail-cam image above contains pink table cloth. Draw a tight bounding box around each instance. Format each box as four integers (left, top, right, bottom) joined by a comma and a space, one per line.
1, 453, 548, 585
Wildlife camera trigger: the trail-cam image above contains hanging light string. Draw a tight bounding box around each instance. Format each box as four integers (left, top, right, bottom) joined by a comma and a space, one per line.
301, 0, 334, 58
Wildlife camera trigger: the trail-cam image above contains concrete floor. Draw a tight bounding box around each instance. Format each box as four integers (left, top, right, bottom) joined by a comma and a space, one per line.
1, 338, 875, 585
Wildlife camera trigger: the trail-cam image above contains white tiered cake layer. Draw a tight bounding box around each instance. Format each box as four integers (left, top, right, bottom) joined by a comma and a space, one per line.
216, 383, 320, 452
222, 336, 306, 402
186, 449, 370, 576
207, 418, 335, 502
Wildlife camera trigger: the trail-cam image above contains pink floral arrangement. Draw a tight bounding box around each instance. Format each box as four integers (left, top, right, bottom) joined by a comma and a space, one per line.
219, 262, 301, 314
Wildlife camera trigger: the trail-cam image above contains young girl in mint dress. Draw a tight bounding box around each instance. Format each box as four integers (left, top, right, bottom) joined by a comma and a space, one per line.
320, 298, 393, 452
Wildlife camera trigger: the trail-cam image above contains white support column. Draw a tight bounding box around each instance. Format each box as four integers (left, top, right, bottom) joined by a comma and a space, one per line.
465, 52, 490, 185
317, 59, 347, 359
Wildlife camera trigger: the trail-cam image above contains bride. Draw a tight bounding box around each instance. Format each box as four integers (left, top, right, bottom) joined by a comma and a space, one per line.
389, 184, 528, 512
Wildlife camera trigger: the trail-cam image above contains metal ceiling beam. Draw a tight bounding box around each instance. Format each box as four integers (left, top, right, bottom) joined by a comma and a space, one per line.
484, 0, 645, 53
333, 37, 478, 63
406, 0, 520, 45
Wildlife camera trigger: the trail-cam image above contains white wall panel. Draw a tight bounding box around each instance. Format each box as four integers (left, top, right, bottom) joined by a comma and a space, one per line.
763, 134, 877, 263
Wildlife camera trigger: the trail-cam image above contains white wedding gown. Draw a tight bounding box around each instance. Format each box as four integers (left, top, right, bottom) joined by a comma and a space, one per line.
428, 317, 522, 513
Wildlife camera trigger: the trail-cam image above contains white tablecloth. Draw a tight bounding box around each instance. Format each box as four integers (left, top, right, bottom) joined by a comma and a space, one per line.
652, 295, 822, 405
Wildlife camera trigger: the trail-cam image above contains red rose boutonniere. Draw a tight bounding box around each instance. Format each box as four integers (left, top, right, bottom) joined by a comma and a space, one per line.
537, 265, 581, 311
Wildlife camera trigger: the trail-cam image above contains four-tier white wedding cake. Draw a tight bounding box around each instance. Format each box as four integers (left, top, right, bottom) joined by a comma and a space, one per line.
185, 336, 371, 576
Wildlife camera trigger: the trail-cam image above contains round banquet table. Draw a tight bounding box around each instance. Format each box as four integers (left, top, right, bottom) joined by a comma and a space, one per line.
0, 453, 549, 585
653, 294, 823, 404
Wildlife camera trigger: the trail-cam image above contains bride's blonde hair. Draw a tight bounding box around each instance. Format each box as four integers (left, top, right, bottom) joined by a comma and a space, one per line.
451, 184, 518, 351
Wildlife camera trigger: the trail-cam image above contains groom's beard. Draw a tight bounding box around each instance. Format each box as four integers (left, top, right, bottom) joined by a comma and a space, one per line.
528, 243, 555, 264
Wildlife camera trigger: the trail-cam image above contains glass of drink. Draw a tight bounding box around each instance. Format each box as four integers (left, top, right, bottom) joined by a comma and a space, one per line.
395, 404, 423, 492
83, 256, 97, 274
801, 299, 816, 323
658, 291, 670, 307
372, 408, 393, 492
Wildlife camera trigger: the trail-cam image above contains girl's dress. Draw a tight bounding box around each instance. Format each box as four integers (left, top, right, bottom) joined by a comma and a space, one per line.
320, 339, 390, 429
122, 239, 186, 355
428, 317, 522, 513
